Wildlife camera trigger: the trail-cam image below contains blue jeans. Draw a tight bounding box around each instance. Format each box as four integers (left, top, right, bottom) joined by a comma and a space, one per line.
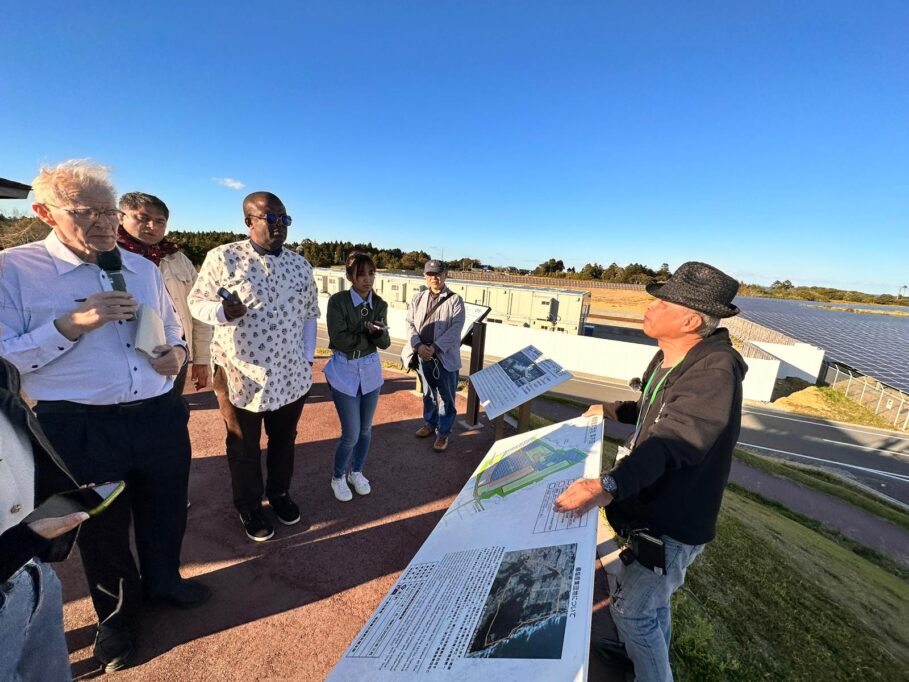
331, 386, 381, 479
0, 560, 72, 682
420, 359, 458, 438
610, 536, 704, 682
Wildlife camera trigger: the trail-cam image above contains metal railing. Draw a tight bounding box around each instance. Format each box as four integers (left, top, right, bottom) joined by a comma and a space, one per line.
821, 362, 909, 431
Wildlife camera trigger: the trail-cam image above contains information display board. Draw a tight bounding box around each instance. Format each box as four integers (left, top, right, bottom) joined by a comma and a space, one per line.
329, 416, 603, 682
468, 345, 573, 420
461, 302, 492, 344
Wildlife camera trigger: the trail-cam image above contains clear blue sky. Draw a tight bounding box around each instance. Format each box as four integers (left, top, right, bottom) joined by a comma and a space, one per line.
2, 1, 906, 294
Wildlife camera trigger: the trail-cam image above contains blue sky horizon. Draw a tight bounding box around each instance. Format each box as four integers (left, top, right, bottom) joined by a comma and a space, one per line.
2, 1, 906, 294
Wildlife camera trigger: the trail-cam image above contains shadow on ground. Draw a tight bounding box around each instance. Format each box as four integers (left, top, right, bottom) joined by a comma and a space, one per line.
59, 363, 513, 680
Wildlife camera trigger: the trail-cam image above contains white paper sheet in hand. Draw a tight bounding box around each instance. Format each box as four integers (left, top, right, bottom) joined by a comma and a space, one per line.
135, 303, 166, 358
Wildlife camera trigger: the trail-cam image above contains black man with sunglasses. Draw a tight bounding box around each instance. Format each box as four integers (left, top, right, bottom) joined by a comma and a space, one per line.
188, 191, 320, 542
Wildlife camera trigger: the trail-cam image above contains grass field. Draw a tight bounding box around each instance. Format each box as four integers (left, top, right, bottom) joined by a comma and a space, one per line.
671, 488, 909, 681
596, 437, 909, 680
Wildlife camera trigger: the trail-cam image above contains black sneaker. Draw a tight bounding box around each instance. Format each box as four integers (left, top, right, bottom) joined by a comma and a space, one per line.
268, 494, 301, 526
239, 507, 274, 542
145, 578, 212, 609
94, 624, 136, 673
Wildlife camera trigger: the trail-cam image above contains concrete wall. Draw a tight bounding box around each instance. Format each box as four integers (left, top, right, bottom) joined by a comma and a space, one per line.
753, 341, 825, 383
317, 294, 779, 401
740, 357, 780, 402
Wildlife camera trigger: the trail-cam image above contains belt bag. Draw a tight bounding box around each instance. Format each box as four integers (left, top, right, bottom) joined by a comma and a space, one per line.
620, 530, 666, 575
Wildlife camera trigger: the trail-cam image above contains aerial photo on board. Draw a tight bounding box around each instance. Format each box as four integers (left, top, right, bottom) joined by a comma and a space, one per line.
474, 437, 588, 502
467, 543, 577, 660
499, 349, 547, 387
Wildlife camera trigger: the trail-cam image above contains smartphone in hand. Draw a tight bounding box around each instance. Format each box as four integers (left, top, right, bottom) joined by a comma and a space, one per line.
217, 287, 241, 305
25, 481, 126, 521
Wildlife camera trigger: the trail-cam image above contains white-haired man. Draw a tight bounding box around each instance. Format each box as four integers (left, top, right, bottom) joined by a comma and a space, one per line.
0, 160, 209, 673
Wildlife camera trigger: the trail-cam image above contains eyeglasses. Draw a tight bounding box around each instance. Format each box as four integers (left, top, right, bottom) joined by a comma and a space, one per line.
43, 203, 124, 223
247, 212, 292, 226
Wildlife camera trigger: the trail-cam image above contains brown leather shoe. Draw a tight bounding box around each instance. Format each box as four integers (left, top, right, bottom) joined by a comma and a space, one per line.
433, 436, 449, 452
415, 426, 435, 438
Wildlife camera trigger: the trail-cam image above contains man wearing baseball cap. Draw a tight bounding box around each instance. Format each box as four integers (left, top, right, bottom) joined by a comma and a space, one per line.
554, 261, 747, 681
403, 259, 465, 452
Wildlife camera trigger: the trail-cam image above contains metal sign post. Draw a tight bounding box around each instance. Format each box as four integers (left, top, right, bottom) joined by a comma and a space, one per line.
463, 321, 486, 428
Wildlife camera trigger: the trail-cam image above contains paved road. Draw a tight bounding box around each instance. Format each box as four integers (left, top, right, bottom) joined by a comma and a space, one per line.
317, 329, 909, 505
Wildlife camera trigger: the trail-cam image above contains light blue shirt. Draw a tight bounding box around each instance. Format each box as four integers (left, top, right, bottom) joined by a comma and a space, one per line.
0, 232, 185, 404
323, 289, 384, 397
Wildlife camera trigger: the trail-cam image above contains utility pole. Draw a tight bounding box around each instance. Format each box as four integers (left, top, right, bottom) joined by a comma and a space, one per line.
899, 285, 907, 301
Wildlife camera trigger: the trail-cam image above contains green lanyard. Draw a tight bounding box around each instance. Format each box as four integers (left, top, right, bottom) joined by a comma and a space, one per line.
631, 357, 683, 447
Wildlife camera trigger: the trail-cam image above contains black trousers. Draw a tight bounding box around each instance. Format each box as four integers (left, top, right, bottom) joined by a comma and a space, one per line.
212, 366, 309, 514
35, 393, 191, 630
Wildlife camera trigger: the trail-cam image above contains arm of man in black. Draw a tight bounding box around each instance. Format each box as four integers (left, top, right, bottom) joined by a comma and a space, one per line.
608, 361, 738, 499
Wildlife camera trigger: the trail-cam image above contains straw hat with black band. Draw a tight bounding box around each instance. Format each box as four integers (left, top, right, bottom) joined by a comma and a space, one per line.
645, 261, 741, 318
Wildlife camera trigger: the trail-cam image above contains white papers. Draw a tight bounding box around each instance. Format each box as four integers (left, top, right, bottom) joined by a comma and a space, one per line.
135, 303, 166, 358
469, 345, 572, 420
329, 416, 604, 682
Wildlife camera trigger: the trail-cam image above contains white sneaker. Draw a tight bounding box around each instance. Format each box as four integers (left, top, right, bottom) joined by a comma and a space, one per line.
331, 477, 353, 502
348, 471, 371, 496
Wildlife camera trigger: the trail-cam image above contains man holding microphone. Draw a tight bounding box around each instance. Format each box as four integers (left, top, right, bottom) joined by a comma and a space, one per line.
0, 160, 209, 673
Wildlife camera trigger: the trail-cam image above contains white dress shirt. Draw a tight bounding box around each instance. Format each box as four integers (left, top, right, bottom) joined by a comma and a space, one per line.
188, 240, 320, 413
0, 232, 185, 404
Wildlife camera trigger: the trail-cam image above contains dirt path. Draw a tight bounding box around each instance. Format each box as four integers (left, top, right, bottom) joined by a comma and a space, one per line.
729, 460, 909, 567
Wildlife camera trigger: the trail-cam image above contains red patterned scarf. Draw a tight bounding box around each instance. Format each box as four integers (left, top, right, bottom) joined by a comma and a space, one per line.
116, 225, 180, 266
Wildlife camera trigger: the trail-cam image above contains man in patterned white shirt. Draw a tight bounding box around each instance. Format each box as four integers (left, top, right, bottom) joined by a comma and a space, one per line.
188, 191, 319, 542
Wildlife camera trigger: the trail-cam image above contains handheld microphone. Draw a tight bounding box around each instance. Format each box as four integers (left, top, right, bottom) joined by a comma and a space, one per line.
97, 249, 135, 320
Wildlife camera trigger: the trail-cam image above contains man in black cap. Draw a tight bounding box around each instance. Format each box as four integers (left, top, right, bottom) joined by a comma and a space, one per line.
554, 261, 747, 681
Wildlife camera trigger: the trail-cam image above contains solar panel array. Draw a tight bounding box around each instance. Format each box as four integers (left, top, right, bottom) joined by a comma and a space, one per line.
735, 297, 909, 393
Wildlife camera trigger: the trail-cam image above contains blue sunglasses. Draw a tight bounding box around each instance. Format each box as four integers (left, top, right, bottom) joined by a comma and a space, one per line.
248, 212, 292, 226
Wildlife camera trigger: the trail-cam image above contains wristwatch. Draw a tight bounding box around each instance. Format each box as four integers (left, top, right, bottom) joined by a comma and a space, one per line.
600, 474, 618, 495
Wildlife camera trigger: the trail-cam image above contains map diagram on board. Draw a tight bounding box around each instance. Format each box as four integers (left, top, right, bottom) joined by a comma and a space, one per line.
444, 418, 599, 521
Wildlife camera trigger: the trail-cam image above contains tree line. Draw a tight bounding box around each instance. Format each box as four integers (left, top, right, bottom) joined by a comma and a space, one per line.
0, 213, 903, 306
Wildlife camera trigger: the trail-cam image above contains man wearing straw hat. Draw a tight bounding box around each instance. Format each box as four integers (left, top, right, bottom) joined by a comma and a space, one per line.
555, 261, 747, 682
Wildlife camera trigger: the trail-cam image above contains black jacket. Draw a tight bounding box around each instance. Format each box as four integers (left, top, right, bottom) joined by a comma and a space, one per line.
0, 358, 80, 583
604, 329, 747, 545
326, 290, 391, 355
